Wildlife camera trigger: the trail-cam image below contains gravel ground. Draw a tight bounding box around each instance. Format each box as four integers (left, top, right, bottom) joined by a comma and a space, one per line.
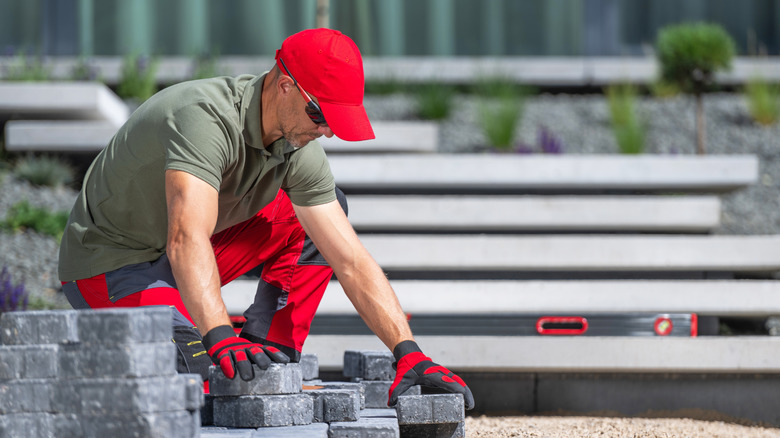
465, 415, 780, 437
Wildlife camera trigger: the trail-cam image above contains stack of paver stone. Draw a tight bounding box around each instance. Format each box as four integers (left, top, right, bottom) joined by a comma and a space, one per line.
201, 349, 465, 437
0, 308, 203, 437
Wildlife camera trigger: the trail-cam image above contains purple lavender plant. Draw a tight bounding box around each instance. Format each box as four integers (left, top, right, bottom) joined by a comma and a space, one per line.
538, 125, 564, 154
0, 266, 28, 313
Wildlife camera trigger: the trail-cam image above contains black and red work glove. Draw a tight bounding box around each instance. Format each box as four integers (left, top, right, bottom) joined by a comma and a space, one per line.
202, 325, 289, 380
388, 340, 475, 410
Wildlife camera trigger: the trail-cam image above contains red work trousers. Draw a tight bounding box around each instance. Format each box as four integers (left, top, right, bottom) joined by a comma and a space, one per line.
62, 189, 342, 364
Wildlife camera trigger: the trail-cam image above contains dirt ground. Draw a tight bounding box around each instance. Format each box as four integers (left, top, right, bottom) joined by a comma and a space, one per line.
465, 415, 780, 437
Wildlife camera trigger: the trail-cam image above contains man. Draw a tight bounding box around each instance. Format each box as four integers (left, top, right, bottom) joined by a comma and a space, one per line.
58, 28, 473, 409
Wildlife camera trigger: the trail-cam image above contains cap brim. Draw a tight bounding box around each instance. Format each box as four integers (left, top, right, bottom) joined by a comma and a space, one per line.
319, 101, 375, 142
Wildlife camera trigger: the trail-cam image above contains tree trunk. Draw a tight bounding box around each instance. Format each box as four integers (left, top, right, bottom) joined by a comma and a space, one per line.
696, 93, 706, 155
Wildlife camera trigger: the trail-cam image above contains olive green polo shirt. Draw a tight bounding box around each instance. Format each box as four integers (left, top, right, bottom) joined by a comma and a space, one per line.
58, 74, 336, 281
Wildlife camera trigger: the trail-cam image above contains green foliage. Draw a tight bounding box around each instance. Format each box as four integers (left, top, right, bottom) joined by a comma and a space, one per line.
13, 155, 74, 188
656, 22, 736, 96
650, 80, 680, 98
745, 76, 780, 126
1, 201, 69, 240
416, 83, 454, 120
3, 52, 50, 81
70, 57, 102, 82
117, 53, 158, 101
607, 84, 645, 154
190, 52, 220, 80
365, 79, 405, 95
474, 76, 525, 99
476, 78, 524, 151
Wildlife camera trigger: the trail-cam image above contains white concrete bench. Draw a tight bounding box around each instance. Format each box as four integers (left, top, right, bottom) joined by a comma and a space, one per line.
0, 82, 128, 127
355, 234, 780, 273
4, 120, 118, 152
319, 121, 437, 153
222, 279, 780, 317
346, 195, 721, 233
304, 335, 780, 372
329, 154, 759, 193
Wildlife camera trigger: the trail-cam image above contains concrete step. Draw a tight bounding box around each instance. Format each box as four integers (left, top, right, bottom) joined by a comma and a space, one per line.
4, 121, 118, 152
0, 82, 128, 126
329, 154, 758, 193
319, 121, 437, 153
353, 234, 780, 273
222, 279, 780, 317
303, 335, 780, 373
346, 195, 721, 232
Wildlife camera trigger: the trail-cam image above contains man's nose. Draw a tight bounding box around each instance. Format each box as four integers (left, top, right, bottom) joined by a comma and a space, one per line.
318, 125, 334, 138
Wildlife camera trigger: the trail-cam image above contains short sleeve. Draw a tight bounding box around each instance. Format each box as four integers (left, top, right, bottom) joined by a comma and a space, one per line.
283, 141, 337, 206
163, 103, 235, 191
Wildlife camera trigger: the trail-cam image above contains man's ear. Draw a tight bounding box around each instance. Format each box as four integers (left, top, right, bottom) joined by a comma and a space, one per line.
276, 73, 296, 96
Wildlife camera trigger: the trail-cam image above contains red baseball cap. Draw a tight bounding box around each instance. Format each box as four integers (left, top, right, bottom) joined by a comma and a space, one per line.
275, 29, 375, 141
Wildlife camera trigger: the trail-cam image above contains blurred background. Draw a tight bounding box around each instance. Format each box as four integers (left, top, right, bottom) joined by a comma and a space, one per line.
0, 0, 777, 58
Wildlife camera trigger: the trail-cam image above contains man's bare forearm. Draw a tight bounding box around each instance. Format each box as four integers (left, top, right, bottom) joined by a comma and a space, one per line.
167, 235, 230, 336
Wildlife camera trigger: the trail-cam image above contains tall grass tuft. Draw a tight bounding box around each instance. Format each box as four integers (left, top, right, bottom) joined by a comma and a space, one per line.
607, 84, 645, 154
0, 265, 28, 313
13, 155, 74, 187
416, 83, 454, 120
476, 78, 524, 151
745, 76, 780, 126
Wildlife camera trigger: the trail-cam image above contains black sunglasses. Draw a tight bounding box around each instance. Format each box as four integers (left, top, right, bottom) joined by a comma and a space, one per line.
278, 58, 328, 126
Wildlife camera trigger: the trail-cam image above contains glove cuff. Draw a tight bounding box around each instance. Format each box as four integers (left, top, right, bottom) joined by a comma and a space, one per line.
393, 340, 422, 361
202, 325, 236, 352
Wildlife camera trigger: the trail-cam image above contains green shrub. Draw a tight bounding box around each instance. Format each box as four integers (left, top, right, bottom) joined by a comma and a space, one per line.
13, 155, 74, 187
3, 51, 50, 81
117, 53, 158, 102
656, 22, 735, 94
70, 57, 101, 82
1, 201, 69, 240
656, 22, 735, 154
607, 84, 645, 154
650, 80, 680, 98
416, 83, 454, 120
745, 76, 780, 126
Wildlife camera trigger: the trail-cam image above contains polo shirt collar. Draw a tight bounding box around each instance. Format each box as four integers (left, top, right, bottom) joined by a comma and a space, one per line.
241, 73, 296, 157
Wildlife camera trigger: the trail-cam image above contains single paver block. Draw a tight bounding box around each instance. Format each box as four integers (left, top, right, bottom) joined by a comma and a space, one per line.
307, 388, 360, 423
328, 416, 400, 438
56, 375, 186, 415
0, 379, 56, 413
344, 350, 395, 381
0, 413, 53, 437
76, 307, 172, 344
58, 341, 176, 378
208, 363, 302, 396
396, 394, 465, 425
300, 353, 319, 380
202, 394, 215, 426
79, 411, 195, 438
315, 381, 365, 410
181, 373, 205, 410
0, 344, 59, 380
253, 422, 329, 437
212, 394, 313, 428
399, 422, 465, 438
355, 379, 421, 408
0, 310, 78, 345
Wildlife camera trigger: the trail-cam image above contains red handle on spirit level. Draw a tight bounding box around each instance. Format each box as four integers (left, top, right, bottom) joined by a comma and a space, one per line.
536, 316, 589, 335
